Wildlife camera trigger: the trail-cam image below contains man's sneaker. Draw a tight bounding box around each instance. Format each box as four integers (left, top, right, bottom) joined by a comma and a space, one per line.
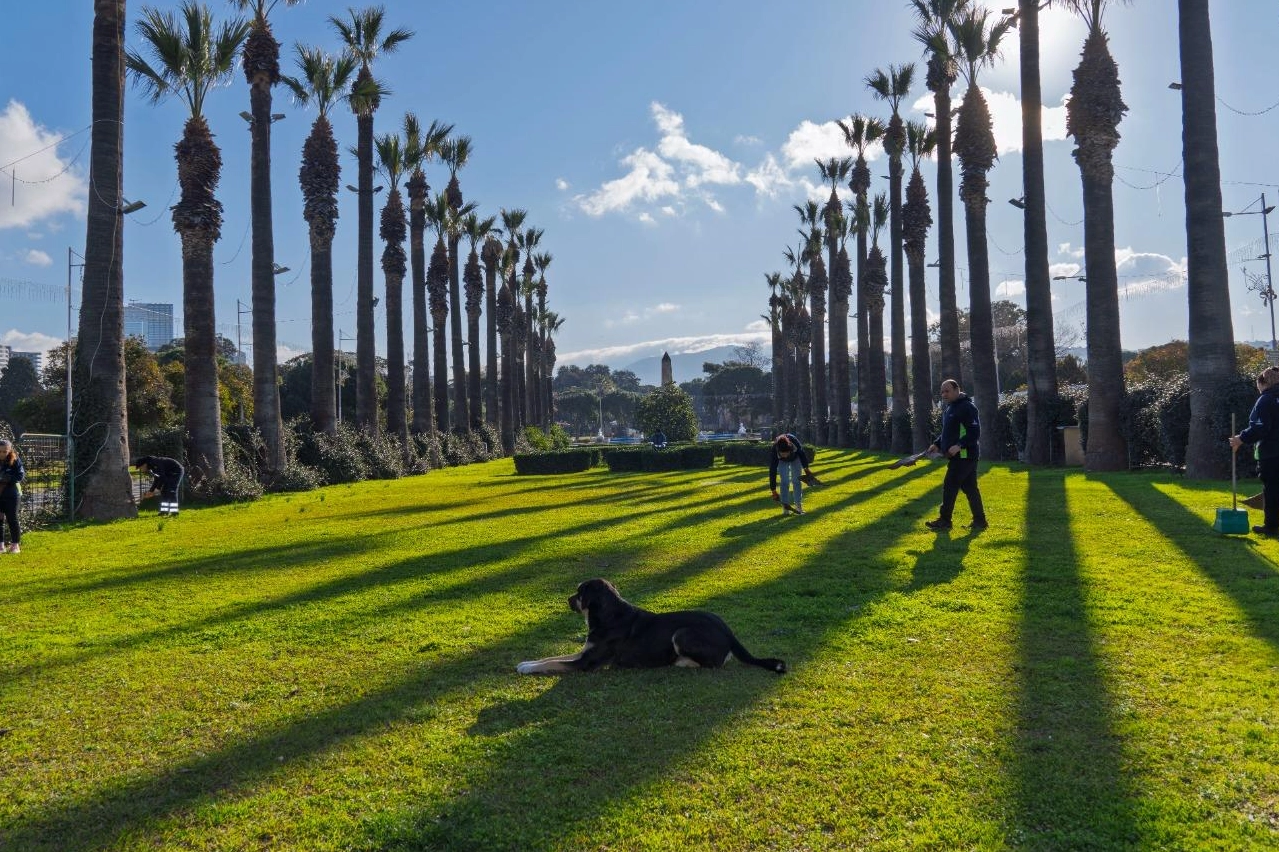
782, 503, 793, 515
925, 518, 952, 531
8, 544, 20, 553
793, 506, 805, 515
968, 520, 989, 530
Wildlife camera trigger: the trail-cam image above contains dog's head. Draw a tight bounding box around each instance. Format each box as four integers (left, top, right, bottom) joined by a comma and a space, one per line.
569, 578, 626, 621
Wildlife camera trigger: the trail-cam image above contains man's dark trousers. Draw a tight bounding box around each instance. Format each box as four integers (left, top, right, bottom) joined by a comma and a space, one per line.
939, 456, 986, 524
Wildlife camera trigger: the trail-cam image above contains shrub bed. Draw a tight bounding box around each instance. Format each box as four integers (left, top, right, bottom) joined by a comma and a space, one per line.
721, 442, 821, 467
513, 449, 601, 475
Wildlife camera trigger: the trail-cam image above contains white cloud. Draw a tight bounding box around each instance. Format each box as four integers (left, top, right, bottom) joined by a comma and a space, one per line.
559, 330, 772, 366
660, 205, 677, 216
652, 303, 679, 314
636, 211, 656, 225
735, 134, 762, 146
939, 89, 1069, 156
652, 103, 742, 189
23, 249, 52, 267
779, 119, 863, 172
555, 177, 569, 191
2, 329, 61, 353
744, 153, 793, 198
0, 100, 86, 230
995, 278, 1026, 298
1050, 262, 1083, 279
744, 319, 770, 333
1058, 242, 1085, 259
576, 148, 680, 217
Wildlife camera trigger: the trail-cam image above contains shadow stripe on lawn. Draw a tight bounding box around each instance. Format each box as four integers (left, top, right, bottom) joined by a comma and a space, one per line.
1011, 467, 1139, 849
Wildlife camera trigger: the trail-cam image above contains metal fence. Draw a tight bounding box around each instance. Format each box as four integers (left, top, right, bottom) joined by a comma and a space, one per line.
16, 433, 68, 527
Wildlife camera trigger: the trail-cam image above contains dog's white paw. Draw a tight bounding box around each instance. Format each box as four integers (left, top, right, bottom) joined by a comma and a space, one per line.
515, 661, 538, 675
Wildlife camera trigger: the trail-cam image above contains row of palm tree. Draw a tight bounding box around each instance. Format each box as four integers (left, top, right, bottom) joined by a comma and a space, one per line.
764, 0, 1236, 479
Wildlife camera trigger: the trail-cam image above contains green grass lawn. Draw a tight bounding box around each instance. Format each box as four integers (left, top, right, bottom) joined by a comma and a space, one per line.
2, 451, 1277, 851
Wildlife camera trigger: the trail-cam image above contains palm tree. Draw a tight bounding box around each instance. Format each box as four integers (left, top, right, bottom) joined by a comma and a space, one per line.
912, 0, 970, 386
375, 131, 408, 450
439, 136, 474, 431
495, 208, 528, 428
782, 245, 810, 440
831, 240, 855, 447
232, 0, 298, 475
818, 157, 853, 445
481, 232, 503, 427
950, 7, 1013, 460
330, 6, 413, 435
533, 251, 554, 428
284, 46, 357, 436
795, 199, 827, 440
542, 309, 565, 425
72, 0, 134, 520
1178, 0, 1236, 477
904, 120, 938, 453
837, 114, 885, 445
867, 62, 917, 454
424, 193, 451, 433
765, 272, 785, 427
520, 227, 544, 426
496, 254, 516, 452
127, 2, 249, 482
401, 114, 450, 435
865, 193, 890, 449
1065, 0, 1128, 471
464, 212, 497, 428
1008, 0, 1061, 466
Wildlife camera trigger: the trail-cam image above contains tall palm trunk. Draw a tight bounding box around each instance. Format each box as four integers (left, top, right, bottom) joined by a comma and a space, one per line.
497, 283, 515, 451
905, 167, 934, 452
245, 18, 283, 474
354, 84, 378, 434
1019, 0, 1059, 466
769, 297, 784, 426
447, 227, 467, 430
302, 114, 338, 435
73, 0, 135, 520
1179, 0, 1236, 478
464, 249, 484, 427
174, 116, 226, 480
794, 306, 813, 443
955, 82, 999, 459
408, 171, 432, 434
1068, 28, 1127, 471
932, 85, 963, 385
522, 259, 536, 425
887, 118, 910, 453
427, 237, 450, 433
381, 189, 408, 448
855, 214, 870, 447
865, 246, 889, 450
482, 238, 501, 426
832, 247, 854, 446
513, 299, 528, 428
808, 256, 828, 441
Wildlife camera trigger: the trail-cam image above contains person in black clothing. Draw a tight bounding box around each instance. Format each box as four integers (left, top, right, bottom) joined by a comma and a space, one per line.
768, 433, 814, 516
0, 439, 26, 553
651, 428, 668, 449
1229, 365, 1279, 535
924, 379, 988, 531
134, 455, 185, 517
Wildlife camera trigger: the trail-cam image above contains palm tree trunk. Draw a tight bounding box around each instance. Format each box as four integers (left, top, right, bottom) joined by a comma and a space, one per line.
963, 200, 999, 461
1020, 0, 1060, 466
889, 154, 910, 454
73, 0, 135, 520
1180, 0, 1236, 479
182, 236, 226, 480
448, 236, 467, 430
855, 213, 870, 447
770, 312, 783, 426
385, 264, 407, 447
483, 253, 498, 426
409, 179, 431, 434
309, 233, 336, 434
1080, 171, 1127, 471
249, 77, 283, 474
432, 314, 449, 435
355, 111, 378, 435
867, 306, 886, 450
935, 89, 963, 386
908, 253, 933, 453
810, 264, 827, 444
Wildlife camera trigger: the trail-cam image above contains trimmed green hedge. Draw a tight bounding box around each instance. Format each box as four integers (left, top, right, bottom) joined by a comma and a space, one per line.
601, 446, 718, 472
722, 442, 821, 467
513, 449, 601, 475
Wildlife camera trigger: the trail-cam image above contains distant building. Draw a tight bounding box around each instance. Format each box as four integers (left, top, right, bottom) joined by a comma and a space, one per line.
124, 301, 175, 351
661, 351, 673, 385
6, 348, 43, 373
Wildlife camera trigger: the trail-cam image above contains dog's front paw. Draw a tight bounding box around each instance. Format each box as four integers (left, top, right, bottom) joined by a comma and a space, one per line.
515, 661, 538, 675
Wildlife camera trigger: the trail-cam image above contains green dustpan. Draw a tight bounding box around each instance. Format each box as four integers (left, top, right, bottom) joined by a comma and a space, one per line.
1215, 414, 1250, 534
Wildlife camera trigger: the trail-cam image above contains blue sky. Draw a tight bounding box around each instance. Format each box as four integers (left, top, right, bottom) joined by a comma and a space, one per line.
2, 1, 1278, 376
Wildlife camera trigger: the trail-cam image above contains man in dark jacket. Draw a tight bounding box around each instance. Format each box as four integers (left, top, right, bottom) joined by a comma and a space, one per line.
134, 455, 185, 517
924, 379, 988, 531
1230, 365, 1279, 534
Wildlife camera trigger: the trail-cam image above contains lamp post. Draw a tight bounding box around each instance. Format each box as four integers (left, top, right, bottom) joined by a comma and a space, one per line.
65, 248, 85, 440
337, 328, 355, 423
1224, 193, 1277, 353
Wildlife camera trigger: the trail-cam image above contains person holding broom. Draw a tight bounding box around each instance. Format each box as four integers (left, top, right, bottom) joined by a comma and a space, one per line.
769, 433, 815, 516
1229, 365, 1279, 536
924, 379, 988, 531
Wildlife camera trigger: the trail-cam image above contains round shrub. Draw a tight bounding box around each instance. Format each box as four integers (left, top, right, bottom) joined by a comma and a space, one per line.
635, 384, 699, 443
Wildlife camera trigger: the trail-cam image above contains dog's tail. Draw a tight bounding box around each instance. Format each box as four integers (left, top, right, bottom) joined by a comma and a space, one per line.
729, 637, 787, 674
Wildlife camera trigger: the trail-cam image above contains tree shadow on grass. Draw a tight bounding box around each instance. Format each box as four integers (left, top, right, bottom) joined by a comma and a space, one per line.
1106, 476, 1279, 652
1012, 467, 1139, 849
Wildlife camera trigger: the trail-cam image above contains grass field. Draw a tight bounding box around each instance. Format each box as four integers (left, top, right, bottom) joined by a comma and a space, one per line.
2, 451, 1277, 851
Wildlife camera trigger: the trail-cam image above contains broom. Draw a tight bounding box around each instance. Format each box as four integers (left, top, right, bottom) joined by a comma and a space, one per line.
1213, 414, 1250, 534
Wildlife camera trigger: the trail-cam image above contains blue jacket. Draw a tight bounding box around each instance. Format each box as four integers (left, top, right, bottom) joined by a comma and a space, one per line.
768, 433, 810, 490
0, 455, 25, 495
933, 394, 981, 461
1238, 386, 1279, 459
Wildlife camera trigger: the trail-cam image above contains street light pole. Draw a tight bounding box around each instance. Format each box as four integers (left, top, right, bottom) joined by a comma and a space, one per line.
337, 328, 355, 424
1225, 193, 1277, 353
66, 247, 85, 440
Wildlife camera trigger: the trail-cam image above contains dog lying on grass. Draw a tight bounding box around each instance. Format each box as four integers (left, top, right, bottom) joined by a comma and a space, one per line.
516, 578, 787, 675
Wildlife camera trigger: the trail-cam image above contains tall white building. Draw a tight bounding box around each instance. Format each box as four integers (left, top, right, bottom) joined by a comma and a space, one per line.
124, 302, 175, 351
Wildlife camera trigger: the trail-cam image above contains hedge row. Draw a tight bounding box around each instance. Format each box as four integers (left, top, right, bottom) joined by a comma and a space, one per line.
721, 442, 821, 467
513, 448, 601, 475
605, 446, 717, 472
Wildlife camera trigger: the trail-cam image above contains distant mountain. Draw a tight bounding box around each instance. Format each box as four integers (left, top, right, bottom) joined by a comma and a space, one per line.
622, 346, 762, 386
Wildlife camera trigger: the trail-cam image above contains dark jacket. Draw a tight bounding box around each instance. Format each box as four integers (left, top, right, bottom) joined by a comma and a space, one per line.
1238, 386, 1279, 459
933, 393, 981, 461
140, 456, 184, 491
0, 455, 25, 495
768, 433, 810, 490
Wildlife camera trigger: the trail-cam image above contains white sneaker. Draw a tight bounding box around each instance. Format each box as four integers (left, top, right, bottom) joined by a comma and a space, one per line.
7, 544, 19, 554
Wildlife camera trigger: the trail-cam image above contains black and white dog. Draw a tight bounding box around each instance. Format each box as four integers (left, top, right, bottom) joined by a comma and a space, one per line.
516, 578, 787, 675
